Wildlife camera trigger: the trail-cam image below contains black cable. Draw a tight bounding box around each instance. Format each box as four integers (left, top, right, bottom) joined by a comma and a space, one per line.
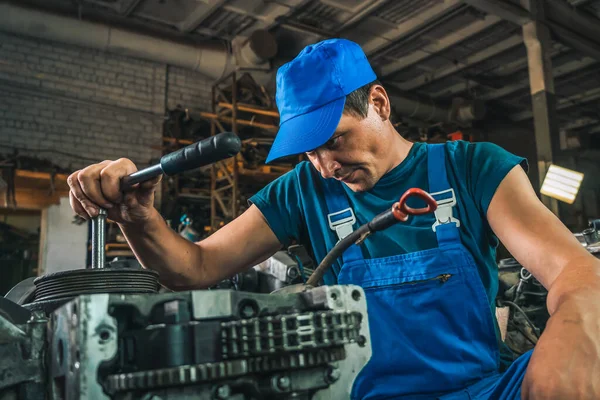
306, 224, 370, 287
511, 322, 538, 347
518, 306, 547, 314
520, 291, 547, 296
501, 300, 540, 338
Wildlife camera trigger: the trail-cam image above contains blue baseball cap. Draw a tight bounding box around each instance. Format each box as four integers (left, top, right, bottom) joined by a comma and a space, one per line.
266, 38, 377, 163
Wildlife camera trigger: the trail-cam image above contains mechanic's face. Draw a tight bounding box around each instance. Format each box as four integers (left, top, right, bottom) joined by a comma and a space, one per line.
305, 87, 391, 192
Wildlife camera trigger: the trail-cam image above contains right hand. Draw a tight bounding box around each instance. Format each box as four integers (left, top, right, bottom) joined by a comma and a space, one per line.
67, 158, 161, 225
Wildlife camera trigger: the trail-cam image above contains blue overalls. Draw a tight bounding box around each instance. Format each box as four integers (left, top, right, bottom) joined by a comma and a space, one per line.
320, 144, 533, 399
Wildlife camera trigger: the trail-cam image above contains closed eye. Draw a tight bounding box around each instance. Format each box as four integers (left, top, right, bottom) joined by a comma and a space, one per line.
305, 131, 348, 156
324, 132, 347, 150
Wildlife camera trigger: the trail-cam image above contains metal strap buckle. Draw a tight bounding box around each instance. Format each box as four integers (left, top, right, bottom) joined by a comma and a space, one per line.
327, 208, 356, 241
430, 188, 461, 232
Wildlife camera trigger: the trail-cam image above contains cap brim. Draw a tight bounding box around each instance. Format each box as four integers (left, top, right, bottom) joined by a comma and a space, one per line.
266, 96, 346, 163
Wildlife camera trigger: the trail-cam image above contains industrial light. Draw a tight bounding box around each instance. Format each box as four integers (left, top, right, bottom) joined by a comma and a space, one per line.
540, 164, 584, 204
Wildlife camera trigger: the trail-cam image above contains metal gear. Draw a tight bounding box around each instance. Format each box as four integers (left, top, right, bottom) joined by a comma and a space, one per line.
105, 347, 346, 394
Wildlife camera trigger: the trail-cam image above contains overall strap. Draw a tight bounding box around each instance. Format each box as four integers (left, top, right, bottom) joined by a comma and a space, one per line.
319, 177, 364, 271
427, 144, 461, 247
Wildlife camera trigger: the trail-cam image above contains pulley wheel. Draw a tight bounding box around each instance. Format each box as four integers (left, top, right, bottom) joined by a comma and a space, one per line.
33, 268, 160, 302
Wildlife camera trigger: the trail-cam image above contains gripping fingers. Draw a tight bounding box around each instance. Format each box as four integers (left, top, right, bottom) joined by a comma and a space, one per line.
139, 174, 162, 190
67, 170, 99, 218
77, 161, 114, 210
69, 191, 89, 220
100, 158, 139, 203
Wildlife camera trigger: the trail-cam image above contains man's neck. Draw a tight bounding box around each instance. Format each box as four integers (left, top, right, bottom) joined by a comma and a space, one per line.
383, 130, 413, 176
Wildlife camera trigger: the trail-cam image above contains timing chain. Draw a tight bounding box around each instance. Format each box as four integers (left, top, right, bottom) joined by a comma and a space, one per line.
221, 309, 362, 358
105, 347, 346, 393
105, 309, 361, 393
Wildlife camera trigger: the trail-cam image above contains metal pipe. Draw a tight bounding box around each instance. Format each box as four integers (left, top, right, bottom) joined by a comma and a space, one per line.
389, 94, 449, 122
0, 3, 233, 80
388, 92, 485, 124
0, 4, 485, 126
91, 209, 107, 269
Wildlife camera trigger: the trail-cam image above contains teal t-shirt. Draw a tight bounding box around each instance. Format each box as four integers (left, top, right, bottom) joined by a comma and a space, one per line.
249, 140, 527, 309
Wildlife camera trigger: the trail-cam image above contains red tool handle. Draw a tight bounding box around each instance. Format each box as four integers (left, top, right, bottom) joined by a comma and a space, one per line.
392, 188, 438, 222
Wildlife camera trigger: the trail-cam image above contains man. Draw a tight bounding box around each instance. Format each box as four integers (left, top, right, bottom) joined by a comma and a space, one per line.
68, 39, 600, 399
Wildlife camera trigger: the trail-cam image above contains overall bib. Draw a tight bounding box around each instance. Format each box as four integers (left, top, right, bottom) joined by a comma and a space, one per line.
320, 144, 532, 399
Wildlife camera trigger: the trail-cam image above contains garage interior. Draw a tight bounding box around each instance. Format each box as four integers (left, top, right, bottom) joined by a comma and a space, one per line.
1, 0, 599, 399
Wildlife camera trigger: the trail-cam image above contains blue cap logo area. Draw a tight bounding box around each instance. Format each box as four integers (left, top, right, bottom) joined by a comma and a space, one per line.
266, 38, 377, 163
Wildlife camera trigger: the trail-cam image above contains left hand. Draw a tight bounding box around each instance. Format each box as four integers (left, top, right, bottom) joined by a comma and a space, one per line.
521, 288, 600, 399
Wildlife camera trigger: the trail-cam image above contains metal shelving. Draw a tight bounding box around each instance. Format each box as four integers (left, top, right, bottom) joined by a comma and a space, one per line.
161, 71, 291, 234
206, 71, 288, 231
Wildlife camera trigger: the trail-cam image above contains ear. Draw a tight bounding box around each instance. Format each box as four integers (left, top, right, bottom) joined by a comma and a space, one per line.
369, 85, 391, 121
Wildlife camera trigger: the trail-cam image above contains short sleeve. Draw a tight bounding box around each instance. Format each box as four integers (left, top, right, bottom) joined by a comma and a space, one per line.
248, 168, 303, 247
467, 142, 529, 215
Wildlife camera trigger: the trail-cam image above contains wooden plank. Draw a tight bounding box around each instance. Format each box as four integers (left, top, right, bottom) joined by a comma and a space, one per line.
188, 110, 278, 131
15, 170, 69, 181
217, 102, 279, 118
1, 169, 70, 209
162, 137, 193, 145
1, 188, 68, 210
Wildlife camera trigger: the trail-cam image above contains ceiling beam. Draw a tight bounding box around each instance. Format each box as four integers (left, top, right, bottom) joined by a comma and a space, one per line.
547, 22, 600, 61
122, 0, 143, 17
427, 44, 575, 98
512, 86, 600, 121
478, 56, 597, 101
561, 117, 599, 131
179, 0, 228, 33
568, 0, 594, 7
359, 0, 464, 55
462, 0, 530, 25
378, 14, 502, 77
427, 56, 529, 98
586, 125, 600, 135
336, 0, 388, 34
522, 6, 560, 214
465, 0, 600, 62
545, 0, 600, 46
394, 34, 522, 91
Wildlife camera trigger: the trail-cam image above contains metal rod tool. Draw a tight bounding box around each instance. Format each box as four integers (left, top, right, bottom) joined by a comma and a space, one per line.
87, 132, 241, 269
91, 208, 107, 268
121, 132, 241, 191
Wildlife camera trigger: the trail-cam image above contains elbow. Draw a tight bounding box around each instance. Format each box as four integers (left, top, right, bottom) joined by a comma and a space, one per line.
160, 242, 214, 291
158, 270, 211, 292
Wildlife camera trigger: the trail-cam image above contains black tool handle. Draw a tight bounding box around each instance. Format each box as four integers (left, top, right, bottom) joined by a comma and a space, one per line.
121, 132, 241, 191
162, 132, 241, 175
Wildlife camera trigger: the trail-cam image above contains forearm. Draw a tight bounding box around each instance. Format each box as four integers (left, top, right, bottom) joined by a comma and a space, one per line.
118, 206, 282, 291
547, 255, 600, 315
119, 208, 208, 290
521, 254, 600, 399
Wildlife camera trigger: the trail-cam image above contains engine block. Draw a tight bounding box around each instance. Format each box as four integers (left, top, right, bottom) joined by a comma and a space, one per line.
1, 285, 371, 400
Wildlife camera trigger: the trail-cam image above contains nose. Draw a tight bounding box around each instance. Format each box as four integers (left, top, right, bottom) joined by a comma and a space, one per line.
312, 151, 340, 179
